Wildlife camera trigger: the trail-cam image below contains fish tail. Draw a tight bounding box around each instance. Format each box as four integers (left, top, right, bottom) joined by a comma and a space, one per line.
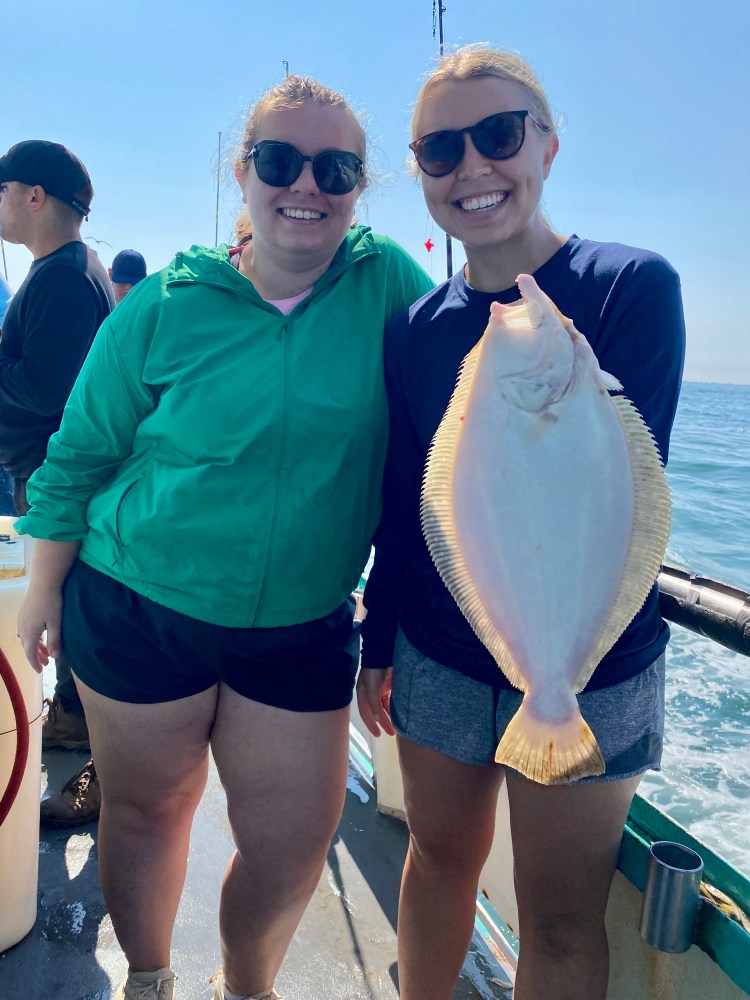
494, 699, 605, 784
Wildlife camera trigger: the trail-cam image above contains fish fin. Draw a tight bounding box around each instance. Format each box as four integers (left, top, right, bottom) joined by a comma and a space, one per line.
421, 337, 525, 691
599, 369, 624, 392
495, 699, 605, 784
573, 394, 672, 692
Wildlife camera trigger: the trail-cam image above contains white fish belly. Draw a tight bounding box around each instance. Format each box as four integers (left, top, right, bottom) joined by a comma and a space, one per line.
451, 379, 633, 702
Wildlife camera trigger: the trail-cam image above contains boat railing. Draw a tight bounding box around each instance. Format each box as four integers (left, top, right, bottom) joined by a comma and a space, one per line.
658, 563, 750, 658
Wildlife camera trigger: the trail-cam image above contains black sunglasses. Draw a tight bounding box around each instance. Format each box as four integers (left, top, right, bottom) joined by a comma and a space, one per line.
409, 110, 548, 178
243, 140, 364, 195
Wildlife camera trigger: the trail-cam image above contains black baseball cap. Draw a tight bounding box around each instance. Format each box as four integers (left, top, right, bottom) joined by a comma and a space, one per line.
0, 140, 94, 217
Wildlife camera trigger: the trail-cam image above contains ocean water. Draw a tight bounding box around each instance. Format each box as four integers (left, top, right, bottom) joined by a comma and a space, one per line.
639, 381, 750, 874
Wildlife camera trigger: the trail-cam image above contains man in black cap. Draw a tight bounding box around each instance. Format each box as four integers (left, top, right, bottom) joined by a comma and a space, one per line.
0, 139, 114, 826
109, 248, 147, 305
0, 274, 14, 514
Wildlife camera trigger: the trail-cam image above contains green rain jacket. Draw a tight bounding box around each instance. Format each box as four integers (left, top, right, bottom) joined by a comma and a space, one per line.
17, 228, 433, 627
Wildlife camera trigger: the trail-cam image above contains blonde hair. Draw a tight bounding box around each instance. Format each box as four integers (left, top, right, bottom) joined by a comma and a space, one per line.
232, 75, 369, 242
233, 212, 252, 246
235, 75, 368, 184
411, 46, 557, 141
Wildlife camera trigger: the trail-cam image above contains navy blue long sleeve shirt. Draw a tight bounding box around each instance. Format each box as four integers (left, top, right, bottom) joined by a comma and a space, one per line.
361, 235, 686, 691
0, 241, 113, 479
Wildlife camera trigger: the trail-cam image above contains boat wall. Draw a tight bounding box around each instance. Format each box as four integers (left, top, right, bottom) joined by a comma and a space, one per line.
0, 556, 43, 952
350, 704, 750, 999
0, 717, 42, 951
606, 874, 749, 1000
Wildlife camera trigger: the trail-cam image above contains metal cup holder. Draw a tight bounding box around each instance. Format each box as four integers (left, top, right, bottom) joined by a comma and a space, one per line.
639, 840, 704, 953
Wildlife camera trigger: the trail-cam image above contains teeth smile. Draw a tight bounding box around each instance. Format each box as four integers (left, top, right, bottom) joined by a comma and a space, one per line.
281, 208, 323, 220
458, 192, 508, 212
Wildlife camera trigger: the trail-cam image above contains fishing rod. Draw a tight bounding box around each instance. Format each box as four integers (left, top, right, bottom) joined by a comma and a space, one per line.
214, 131, 222, 247
1, 239, 8, 281
433, 0, 452, 279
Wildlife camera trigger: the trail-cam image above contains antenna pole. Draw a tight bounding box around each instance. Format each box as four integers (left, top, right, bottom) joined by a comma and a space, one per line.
437, 1, 446, 52
214, 131, 222, 247
434, 3, 453, 278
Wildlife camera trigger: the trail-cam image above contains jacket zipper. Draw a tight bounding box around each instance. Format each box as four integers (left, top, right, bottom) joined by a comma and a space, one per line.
252, 321, 289, 624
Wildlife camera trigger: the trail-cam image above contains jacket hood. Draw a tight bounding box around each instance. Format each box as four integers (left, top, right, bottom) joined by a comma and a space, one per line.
165, 225, 381, 296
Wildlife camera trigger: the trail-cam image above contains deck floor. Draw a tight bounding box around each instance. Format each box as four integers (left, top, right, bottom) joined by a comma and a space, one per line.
1, 717, 511, 999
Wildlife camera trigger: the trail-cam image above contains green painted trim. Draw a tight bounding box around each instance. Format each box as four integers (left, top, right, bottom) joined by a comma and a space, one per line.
620, 794, 750, 995
697, 901, 750, 996
477, 892, 520, 955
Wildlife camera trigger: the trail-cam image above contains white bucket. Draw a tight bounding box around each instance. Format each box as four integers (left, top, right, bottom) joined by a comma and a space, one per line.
0, 515, 41, 952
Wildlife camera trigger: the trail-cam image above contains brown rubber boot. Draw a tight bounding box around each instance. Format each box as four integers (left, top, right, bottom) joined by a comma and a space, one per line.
41, 697, 91, 751
40, 758, 101, 827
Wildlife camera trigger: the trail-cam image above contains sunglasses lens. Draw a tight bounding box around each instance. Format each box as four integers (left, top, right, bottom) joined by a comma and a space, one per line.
412, 113, 529, 176
414, 133, 463, 177
473, 113, 526, 160
254, 143, 302, 187
253, 143, 362, 194
314, 152, 362, 195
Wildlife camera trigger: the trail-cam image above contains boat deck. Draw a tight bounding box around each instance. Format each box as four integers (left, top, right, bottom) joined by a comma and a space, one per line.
1, 737, 512, 999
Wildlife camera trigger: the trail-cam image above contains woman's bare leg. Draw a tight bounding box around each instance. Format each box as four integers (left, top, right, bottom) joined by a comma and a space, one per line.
507, 770, 642, 1000
210, 685, 350, 996
74, 676, 217, 971
396, 736, 505, 1000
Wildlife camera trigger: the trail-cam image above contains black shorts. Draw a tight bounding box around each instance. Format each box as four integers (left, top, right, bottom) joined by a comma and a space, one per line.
61, 560, 360, 712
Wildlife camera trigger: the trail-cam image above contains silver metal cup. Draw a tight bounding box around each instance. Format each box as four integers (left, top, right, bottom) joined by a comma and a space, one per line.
639, 840, 704, 953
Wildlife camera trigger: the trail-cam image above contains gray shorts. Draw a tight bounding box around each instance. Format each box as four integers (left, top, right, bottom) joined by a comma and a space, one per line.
391, 630, 665, 781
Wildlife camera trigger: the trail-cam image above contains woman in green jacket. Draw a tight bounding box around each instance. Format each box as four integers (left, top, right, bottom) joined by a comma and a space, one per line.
17, 76, 432, 1000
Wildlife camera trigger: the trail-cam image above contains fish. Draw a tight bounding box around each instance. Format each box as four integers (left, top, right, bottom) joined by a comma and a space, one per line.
700, 882, 750, 932
421, 273, 671, 784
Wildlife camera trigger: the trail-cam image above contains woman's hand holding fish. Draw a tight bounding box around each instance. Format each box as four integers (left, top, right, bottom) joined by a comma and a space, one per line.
356, 667, 396, 738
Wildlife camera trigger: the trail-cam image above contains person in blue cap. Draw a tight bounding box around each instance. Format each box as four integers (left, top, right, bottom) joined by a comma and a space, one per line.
109, 249, 147, 305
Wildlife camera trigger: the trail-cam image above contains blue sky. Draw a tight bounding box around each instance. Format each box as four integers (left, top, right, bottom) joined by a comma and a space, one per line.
3, 0, 748, 382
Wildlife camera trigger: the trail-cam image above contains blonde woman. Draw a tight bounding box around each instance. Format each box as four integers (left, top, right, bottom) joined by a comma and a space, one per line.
17, 77, 431, 1000
358, 48, 685, 1000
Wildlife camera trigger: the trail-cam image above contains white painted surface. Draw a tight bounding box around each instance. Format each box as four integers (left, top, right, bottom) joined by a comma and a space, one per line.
0, 520, 41, 952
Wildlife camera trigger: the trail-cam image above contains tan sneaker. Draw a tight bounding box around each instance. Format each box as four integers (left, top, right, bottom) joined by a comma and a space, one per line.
40, 758, 101, 827
210, 970, 283, 999
41, 697, 91, 750
114, 968, 177, 1000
